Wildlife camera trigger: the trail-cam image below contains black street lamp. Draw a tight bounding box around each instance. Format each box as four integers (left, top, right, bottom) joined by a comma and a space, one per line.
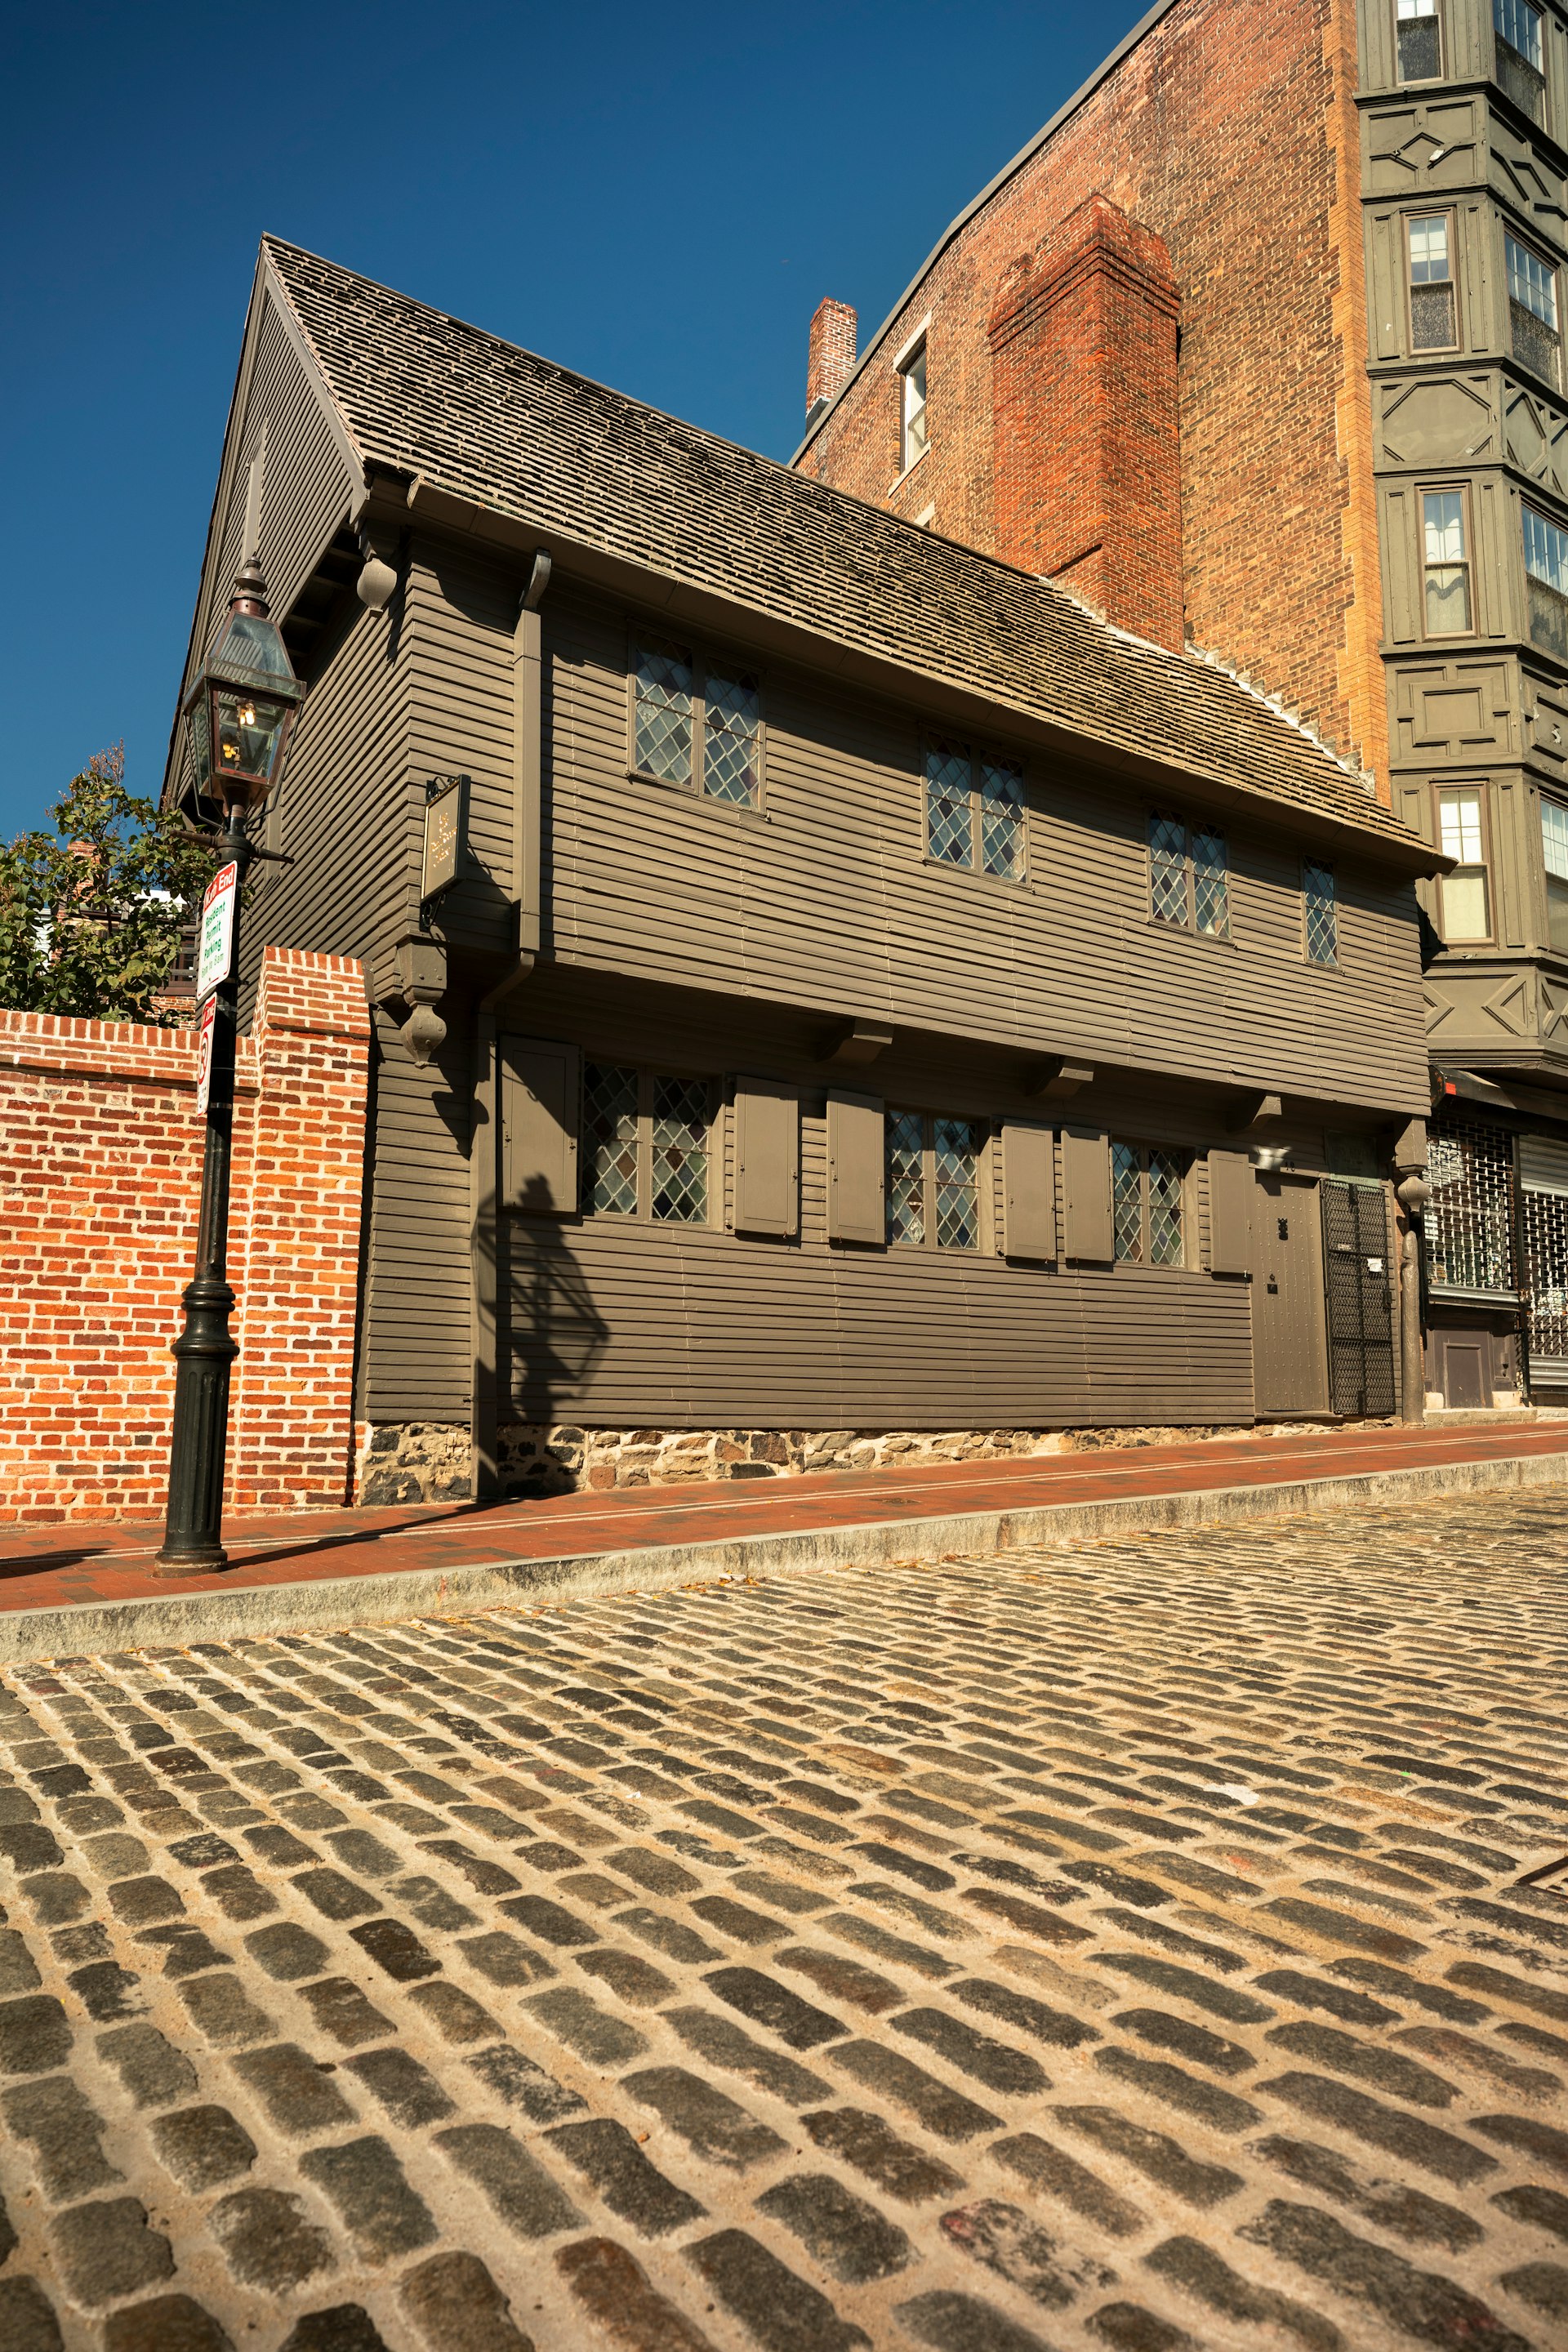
155, 561, 305, 1574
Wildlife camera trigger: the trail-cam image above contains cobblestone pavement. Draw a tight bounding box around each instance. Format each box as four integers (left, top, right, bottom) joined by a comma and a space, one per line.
0, 1495, 1566, 2352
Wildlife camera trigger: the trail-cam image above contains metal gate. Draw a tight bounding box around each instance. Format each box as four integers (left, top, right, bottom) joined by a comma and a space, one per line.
1321, 1180, 1396, 1417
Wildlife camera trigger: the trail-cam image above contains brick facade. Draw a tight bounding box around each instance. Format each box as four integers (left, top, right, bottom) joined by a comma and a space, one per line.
798, 0, 1388, 786
0, 948, 369, 1522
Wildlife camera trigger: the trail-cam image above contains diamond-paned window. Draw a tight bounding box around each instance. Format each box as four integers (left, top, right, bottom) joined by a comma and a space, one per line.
886, 1111, 927, 1246
1147, 1149, 1185, 1266
633, 642, 693, 783
632, 642, 764, 804
1304, 859, 1339, 965
933, 1118, 982, 1251
979, 760, 1026, 878
651, 1076, 709, 1223
1148, 813, 1189, 925
705, 672, 761, 805
584, 1062, 639, 1216
924, 739, 1027, 876
1112, 1143, 1143, 1262
1192, 826, 1230, 937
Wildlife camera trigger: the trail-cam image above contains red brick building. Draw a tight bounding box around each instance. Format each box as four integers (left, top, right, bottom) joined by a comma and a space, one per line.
796, 0, 1568, 1412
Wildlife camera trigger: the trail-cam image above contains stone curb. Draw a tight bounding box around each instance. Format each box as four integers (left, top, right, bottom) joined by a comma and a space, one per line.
5, 1443, 1564, 1664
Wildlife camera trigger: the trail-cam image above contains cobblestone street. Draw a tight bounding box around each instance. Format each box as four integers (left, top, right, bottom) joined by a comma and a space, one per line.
0, 1491, 1566, 2352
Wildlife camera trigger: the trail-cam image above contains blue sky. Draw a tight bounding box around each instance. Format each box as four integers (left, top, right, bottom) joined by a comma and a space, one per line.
1, 1, 1149, 840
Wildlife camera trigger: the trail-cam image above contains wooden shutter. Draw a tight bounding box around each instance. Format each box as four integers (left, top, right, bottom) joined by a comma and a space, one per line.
1000, 1123, 1056, 1259
1061, 1127, 1113, 1260
826, 1091, 885, 1245
500, 1037, 580, 1214
733, 1078, 800, 1236
1207, 1150, 1254, 1276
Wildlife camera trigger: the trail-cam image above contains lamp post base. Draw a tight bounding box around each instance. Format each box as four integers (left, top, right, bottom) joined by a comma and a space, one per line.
149, 1542, 230, 1577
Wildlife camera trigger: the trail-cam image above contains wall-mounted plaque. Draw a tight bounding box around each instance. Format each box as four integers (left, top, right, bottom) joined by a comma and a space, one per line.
421, 775, 467, 919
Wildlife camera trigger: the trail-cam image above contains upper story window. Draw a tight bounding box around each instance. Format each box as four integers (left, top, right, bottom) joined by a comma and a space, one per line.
1542, 796, 1568, 948
1506, 231, 1561, 385
1304, 858, 1339, 965
1396, 0, 1443, 79
1437, 786, 1492, 940
924, 738, 1026, 878
1147, 813, 1230, 936
1524, 503, 1568, 657
1409, 214, 1458, 350
1423, 489, 1473, 635
583, 1062, 710, 1223
900, 341, 929, 473
1495, 0, 1547, 118
1111, 1142, 1187, 1266
631, 639, 761, 807
886, 1111, 984, 1250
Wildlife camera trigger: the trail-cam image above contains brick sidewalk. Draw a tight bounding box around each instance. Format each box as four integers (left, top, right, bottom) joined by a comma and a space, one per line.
0, 1489, 1565, 2349
5, 1423, 1568, 1619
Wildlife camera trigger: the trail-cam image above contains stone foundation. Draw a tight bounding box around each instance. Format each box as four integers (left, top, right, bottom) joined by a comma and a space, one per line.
357, 1423, 474, 1508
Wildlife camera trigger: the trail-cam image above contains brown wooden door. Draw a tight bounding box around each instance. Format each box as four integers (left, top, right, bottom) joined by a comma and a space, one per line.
1251, 1173, 1330, 1416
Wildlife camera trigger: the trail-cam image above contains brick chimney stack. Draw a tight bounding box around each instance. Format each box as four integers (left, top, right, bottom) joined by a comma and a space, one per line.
807, 298, 858, 418
988, 194, 1183, 650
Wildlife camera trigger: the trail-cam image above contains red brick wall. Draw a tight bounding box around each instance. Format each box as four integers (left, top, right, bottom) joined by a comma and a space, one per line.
797, 0, 1387, 786
0, 947, 369, 1522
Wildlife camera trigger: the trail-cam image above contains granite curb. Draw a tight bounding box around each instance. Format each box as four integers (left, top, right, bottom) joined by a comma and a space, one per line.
2, 1444, 1564, 1663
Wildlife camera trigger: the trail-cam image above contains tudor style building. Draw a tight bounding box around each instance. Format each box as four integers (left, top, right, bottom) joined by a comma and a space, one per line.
163, 238, 1441, 1503
791, 0, 1568, 1411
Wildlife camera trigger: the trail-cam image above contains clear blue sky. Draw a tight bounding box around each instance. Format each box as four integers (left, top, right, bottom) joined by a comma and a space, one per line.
1, 0, 1148, 840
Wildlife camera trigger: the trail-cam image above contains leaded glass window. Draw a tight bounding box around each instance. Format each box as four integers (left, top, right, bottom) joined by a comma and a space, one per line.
581, 1064, 710, 1223
1409, 214, 1457, 350
1525, 506, 1568, 659
1304, 859, 1339, 965
1112, 1142, 1187, 1267
886, 1111, 984, 1250
1396, 0, 1442, 81
1148, 813, 1188, 924
1192, 826, 1229, 937
1150, 813, 1229, 935
632, 642, 762, 804
1426, 1118, 1515, 1290
584, 1062, 639, 1216
1507, 231, 1560, 385
633, 642, 693, 783
924, 740, 1026, 877
1495, 0, 1546, 118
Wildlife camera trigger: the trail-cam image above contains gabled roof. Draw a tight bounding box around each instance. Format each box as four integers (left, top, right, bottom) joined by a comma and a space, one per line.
260, 235, 1432, 862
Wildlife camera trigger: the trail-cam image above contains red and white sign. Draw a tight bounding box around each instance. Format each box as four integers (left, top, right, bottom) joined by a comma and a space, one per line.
194, 996, 217, 1116
196, 861, 238, 1000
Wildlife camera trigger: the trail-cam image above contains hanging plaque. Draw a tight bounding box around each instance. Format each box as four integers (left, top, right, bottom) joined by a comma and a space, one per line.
196, 862, 239, 1000
422, 775, 466, 912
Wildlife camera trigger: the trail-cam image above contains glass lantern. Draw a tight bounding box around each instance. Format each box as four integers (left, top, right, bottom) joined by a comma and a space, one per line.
181, 562, 305, 811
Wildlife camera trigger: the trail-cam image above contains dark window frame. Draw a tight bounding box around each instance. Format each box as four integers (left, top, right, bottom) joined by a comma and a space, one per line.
884, 1107, 990, 1253
1504, 223, 1561, 387
581, 1058, 716, 1227
1523, 500, 1568, 658
1406, 208, 1459, 352
1146, 810, 1232, 938
1110, 1138, 1191, 1268
1433, 781, 1495, 944
1419, 482, 1476, 639
922, 734, 1029, 881
1395, 0, 1445, 81
1304, 857, 1340, 968
1494, 0, 1548, 118
626, 630, 766, 808
1541, 791, 1568, 951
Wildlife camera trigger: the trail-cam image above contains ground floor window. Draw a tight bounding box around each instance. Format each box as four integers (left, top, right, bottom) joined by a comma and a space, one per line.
583, 1062, 710, 1223
1524, 1183, 1568, 1362
887, 1111, 986, 1250
1111, 1143, 1186, 1265
1426, 1120, 1514, 1289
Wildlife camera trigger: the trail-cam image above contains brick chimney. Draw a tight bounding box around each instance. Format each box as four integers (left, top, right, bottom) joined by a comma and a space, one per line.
807, 298, 858, 420
988, 194, 1183, 649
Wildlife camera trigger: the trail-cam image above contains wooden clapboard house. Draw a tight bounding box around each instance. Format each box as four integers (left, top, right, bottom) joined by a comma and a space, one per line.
163, 238, 1446, 1501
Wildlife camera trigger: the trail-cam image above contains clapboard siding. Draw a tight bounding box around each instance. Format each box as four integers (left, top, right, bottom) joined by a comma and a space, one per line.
360, 998, 475, 1423
403, 546, 517, 952
540, 581, 1427, 1111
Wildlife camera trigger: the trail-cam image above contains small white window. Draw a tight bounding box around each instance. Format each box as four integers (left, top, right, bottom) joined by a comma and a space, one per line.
1437, 786, 1490, 940
1396, 0, 1442, 80
1423, 491, 1472, 635
900, 342, 928, 472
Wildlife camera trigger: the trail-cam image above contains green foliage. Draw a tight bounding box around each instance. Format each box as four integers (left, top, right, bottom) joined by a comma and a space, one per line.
0, 746, 215, 1022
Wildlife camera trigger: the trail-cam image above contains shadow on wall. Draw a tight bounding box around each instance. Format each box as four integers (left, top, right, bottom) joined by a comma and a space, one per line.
503, 1175, 610, 1494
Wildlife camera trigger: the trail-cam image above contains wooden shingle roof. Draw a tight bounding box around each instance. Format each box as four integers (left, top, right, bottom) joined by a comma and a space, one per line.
263, 235, 1429, 860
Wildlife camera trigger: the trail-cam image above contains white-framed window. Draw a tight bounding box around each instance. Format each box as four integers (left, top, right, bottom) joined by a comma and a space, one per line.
924, 737, 1026, 878
630, 638, 762, 806
1422, 489, 1473, 635
1542, 796, 1568, 949
1437, 786, 1491, 940
1495, 0, 1547, 117
583, 1062, 711, 1224
1524, 504, 1568, 657
1111, 1142, 1187, 1267
1506, 230, 1561, 385
1409, 213, 1458, 350
886, 1110, 985, 1250
1396, 0, 1443, 79
1147, 813, 1230, 935
1304, 858, 1339, 965
900, 341, 929, 472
